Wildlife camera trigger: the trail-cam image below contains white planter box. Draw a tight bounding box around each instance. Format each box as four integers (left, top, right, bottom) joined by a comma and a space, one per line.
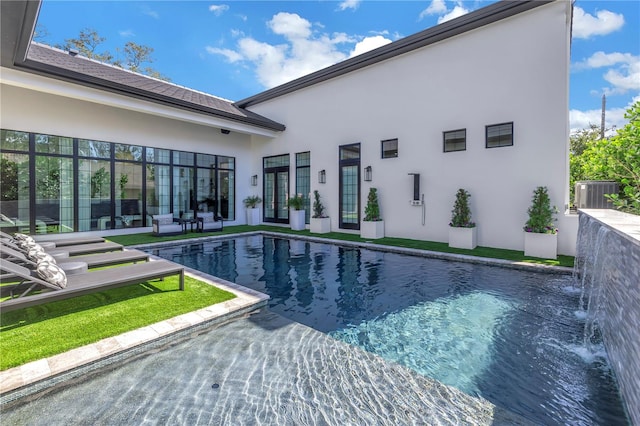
246, 208, 260, 225
290, 209, 306, 231
310, 217, 331, 234
524, 232, 557, 259
449, 226, 477, 249
361, 220, 385, 239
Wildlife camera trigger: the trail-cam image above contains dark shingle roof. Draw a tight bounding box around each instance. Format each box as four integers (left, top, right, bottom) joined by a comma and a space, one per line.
23, 43, 285, 131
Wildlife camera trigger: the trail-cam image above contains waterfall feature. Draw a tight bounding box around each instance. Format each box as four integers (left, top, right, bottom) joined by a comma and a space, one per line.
575, 209, 640, 425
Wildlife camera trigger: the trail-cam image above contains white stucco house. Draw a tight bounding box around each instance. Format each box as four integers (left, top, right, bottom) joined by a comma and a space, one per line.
0, 0, 577, 255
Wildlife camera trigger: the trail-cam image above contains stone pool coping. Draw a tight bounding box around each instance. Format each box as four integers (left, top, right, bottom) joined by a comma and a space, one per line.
0, 231, 572, 401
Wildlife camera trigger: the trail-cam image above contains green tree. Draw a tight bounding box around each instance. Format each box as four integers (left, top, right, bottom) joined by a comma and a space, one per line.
450, 188, 475, 227
524, 186, 557, 234
582, 101, 640, 214
569, 125, 601, 204
0, 158, 18, 201
49, 28, 170, 81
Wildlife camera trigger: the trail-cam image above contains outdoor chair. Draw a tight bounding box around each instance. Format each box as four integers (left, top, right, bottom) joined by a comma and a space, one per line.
0, 231, 105, 247
0, 258, 185, 313
1, 244, 149, 269
196, 212, 223, 233
152, 214, 183, 236
1, 238, 123, 257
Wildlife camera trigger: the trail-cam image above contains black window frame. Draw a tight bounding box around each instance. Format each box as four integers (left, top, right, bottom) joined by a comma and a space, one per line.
443, 129, 467, 153
381, 138, 398, 159
485, 122, 514, 148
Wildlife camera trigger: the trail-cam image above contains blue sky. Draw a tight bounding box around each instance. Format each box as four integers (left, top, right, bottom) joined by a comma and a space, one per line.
35, 0, 639, 133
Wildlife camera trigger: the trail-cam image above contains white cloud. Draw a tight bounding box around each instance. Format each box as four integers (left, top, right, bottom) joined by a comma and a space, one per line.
570, 96, 639, 134
141, 6, 159, 19
349, 35, 392, 58
337, 0, 360, 11
205, 46, 243, 63
209, 4, 229, 16
419, 1, 470, 24
268, 12, 312, 40
574, 51, 640, 96
119, 29, 135, 38
437, 5, 470, 24
419, 0, 447, 20
572, 6, 624, 39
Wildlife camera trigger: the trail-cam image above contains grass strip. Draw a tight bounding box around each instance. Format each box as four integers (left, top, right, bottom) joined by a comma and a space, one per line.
108, 225, 575, 268
0, 275, 235, 370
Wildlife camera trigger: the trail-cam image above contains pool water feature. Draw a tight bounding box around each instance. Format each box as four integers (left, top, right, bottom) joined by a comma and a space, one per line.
147, 235, 627, 425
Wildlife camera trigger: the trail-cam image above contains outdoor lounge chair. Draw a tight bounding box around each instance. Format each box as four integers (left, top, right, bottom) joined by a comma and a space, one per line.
196, 212, 223, 232
0, 231, 105, 247
1, 239, 123, 256
0, 258, 184, 313
1, 245, 150, 269
152, 214, 183, 236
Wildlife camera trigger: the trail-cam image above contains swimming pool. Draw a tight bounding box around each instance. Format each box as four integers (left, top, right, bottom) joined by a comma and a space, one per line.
146, 235, 627, 425
1, 235, 627, 425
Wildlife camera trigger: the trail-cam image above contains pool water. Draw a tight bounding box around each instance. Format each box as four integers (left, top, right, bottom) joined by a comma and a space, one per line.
148, 235, 628, 425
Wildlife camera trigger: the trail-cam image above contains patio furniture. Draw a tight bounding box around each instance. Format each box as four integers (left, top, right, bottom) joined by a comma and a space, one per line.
152, 214, 183, 236
196, 212, 223, 233
1, 244, 150, 269
0, 231, 105, 247
0, 258, 185, 313
1, 238, 122, 257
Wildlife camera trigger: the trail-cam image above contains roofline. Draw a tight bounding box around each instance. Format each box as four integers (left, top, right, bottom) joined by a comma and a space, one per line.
235, 0, 554, 108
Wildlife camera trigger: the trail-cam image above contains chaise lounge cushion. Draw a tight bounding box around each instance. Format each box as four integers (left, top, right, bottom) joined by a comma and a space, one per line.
36, 261, 67, 288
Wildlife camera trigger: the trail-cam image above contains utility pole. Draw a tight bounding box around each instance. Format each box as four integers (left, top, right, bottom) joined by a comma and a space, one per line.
600, 94, 606, 139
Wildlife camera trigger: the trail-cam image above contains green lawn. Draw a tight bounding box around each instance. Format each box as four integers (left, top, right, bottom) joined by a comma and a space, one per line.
0, 275, 235, 370
108, 225, 575, 268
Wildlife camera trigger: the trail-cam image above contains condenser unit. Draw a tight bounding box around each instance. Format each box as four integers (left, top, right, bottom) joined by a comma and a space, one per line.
575, 181, 619, 209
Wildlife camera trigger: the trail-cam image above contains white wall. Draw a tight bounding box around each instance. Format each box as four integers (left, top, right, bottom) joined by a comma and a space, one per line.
248, 2, 576, 255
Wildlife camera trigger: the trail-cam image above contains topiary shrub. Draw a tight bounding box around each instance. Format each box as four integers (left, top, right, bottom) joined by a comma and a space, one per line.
524, 186, 558, 234
364, 188, 382, 221
449, 188, 475, 228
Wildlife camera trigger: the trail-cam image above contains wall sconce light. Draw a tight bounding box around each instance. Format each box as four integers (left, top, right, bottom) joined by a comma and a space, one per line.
221, 129, 231, 135
251, 175, 258, 186
318, 169, 326, 184
364, 166, 372, 182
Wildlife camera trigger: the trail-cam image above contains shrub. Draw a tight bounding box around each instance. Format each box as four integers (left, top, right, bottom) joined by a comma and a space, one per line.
449, 188, 475, 228
287, 193, 305, 210
364, 188, 382, 221
312, 190, 327, 218
524, 186, 558, 234
243, 195, 262, 208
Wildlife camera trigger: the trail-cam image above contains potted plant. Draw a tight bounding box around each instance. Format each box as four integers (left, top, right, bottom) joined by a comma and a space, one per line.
448, 188, 477, 249
310, 190, 330, 234
361, 187, 384, 239
523, 186, 558, 259
287, 193, 306, 230
243, 195, 262, 226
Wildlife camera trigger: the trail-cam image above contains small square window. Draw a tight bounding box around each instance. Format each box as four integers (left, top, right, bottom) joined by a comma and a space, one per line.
443, 129, 466, 152
486, 122, 513, 148
381, 138, 398, 158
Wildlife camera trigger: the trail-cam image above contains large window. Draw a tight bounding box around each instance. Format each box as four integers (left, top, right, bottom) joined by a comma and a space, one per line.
296, 152, 310, 223
339, 144, 360, 230
486, 122, 513, 148
1, 128, 236, 233
443, 129, 466, 152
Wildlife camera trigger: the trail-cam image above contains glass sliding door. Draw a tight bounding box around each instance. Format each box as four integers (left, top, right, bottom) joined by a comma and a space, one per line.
263, 154, 290, 223
339, 143, 360, 230
296, 152, 310, 224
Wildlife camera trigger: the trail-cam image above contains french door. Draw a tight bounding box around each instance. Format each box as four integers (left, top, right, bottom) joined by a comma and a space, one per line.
264, 167, 289, 223
339, 143, 361, 230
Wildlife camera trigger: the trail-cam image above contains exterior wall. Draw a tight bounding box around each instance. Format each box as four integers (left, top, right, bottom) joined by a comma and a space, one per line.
0, 83, 255, 227
247, 2, 576, 254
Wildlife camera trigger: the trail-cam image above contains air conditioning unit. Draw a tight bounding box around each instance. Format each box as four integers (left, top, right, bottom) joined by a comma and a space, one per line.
575, 181, 619, 209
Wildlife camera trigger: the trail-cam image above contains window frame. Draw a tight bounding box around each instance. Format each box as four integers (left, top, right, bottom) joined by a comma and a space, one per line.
485, 122, 514, 148
381, 138, 398, 159
443, 129, 467, 153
